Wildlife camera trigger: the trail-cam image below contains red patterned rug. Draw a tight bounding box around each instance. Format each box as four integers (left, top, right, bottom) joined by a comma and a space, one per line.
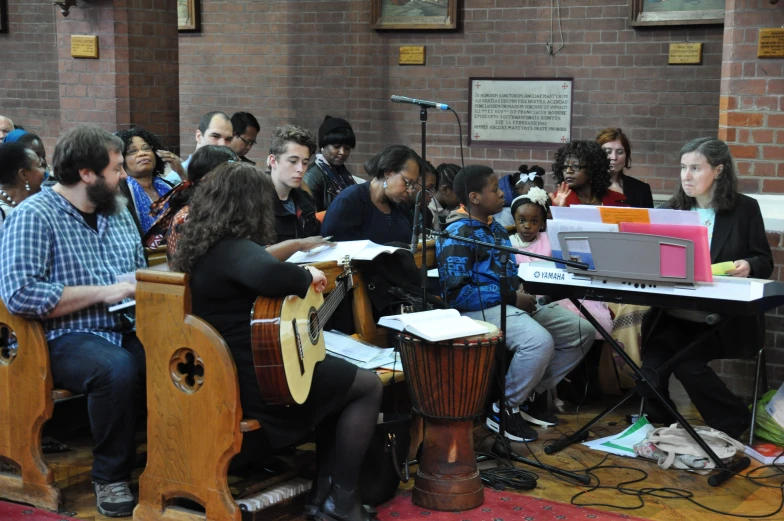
377, 489, 649, 521
0, 501, 79, 521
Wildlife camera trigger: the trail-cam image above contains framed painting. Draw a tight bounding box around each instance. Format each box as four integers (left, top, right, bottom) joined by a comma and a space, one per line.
0, 0, 7, 34
371, 0, 457, 30
630, 0, 725, 27
178, 0, 200, 32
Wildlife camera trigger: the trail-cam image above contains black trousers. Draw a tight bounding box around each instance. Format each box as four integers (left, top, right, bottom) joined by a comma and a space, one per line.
639, 312, 749, 439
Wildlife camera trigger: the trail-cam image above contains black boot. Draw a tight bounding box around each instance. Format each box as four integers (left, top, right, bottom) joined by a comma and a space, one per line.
304, 476, 332, 518
317, 483, 373, 521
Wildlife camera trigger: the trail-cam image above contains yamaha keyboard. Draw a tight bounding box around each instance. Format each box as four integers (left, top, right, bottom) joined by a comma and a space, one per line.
519, 262, 784, 315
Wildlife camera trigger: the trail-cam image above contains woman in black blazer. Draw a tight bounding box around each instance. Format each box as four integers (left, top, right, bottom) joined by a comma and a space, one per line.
597, 128, 654, 208
640, 137, 773, 439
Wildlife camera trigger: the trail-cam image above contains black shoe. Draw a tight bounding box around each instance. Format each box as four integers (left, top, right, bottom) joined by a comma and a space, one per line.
485, 406, 538, 442
304, 476, 332, 518
317, 483, 373, 521
518, 393, 559, 427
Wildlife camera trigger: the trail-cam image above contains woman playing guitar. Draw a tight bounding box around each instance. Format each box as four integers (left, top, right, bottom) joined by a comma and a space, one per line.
169, 162, 381, 521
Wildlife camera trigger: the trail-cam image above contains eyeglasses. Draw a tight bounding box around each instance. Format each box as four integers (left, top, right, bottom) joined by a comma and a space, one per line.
563, 163, 586, 172
236, 135, 257, 147
126, 145, 153, 156
399, 174, 422, 193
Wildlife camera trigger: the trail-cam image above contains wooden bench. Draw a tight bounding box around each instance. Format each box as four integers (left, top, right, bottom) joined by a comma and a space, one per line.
0, 299, 65, 511
133, 259, 404, 521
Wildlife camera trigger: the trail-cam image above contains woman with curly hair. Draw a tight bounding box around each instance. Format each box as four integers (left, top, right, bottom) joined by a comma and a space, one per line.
640, 138, 772, 438
170, 163, 382, 521
596, 128, 653, 208
115, 127, 176, 237
550, 140, 626, 207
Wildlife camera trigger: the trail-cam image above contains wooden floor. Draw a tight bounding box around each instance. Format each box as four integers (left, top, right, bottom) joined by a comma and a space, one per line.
25, 384, 784, 520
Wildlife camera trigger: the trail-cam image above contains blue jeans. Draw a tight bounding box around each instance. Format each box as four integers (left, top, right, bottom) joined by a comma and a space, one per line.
47, 332, 146, 483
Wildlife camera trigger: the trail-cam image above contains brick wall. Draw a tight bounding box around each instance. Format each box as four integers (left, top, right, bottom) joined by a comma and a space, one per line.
0, 0, 60, 152
177, 0, 724, 195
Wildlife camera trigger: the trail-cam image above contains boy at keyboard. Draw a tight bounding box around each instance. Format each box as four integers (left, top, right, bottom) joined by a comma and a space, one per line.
436, 165, 596, 442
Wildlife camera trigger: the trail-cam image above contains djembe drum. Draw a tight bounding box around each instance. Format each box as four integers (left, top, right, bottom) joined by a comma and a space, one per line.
397, 322, 500, 511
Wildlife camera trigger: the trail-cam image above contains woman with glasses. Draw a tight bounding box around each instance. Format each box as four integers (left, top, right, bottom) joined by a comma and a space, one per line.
550, 140, 627, 207
305, 116, 358, 212
115, 128, 175, 238
596, 128, 653, 209
321, 145, 419, 244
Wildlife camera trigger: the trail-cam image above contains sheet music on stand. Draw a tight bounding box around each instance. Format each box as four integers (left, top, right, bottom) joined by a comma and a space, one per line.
323, 331, 400, 371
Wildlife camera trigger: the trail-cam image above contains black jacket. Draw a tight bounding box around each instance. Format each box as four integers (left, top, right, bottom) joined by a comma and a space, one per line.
620, 173, 654, 209
304, 162, 355, 212
643, 194, 773, 358
273, 187, 320, 243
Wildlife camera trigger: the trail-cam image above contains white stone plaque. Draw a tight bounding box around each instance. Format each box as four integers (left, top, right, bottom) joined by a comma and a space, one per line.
469, 78, 573, 147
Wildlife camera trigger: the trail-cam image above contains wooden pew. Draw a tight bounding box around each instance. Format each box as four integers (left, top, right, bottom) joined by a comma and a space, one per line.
133, 262, 401, 521
0, 300, 63, 511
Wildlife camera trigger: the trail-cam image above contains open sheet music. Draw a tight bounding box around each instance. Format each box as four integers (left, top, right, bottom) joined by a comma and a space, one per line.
378, 309, 489, 342
286, 240, 402, 264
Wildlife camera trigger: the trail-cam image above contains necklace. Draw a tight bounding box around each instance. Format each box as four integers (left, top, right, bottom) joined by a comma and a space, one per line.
0, 189, 17, 207
576, 192, 598, 205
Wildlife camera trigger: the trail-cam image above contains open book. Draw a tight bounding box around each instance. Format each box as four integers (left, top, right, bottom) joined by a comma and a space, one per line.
378, 309, 489, 343
286, 240, 402, 264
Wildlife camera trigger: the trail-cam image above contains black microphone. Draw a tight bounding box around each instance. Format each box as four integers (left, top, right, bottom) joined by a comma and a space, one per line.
411, 191, 422, 254
391, 95, 450, 111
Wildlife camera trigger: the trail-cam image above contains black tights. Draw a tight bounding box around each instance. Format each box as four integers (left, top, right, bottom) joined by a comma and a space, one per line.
315, 369, 383, 490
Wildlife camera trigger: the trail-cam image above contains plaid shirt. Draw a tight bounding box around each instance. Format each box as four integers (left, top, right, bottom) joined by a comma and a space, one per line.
0, 187, 146, 346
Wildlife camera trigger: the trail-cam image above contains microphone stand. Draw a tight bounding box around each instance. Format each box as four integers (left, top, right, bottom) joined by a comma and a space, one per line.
418, 107, 429, 307
433, 229, 591, 485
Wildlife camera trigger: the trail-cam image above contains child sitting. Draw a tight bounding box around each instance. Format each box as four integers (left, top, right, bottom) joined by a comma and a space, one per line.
514, 164, 546, 196
509, 188, 613, 339
436, 165, 596, 442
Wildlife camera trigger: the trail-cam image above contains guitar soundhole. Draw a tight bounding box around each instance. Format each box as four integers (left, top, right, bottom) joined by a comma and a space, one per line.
308, 307, 320, 344
0, 325, 17, 366
169, 348, 205, 394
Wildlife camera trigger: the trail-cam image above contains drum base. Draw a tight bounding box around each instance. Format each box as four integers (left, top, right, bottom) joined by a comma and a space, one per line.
411, 419, 484, 512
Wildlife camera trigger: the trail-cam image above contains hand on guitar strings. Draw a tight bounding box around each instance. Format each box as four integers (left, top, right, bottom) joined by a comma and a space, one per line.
304, 266, 328, 293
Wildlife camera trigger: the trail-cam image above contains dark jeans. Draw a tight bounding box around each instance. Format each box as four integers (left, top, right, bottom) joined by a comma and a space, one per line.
639, 313, 748, 438
47, 332, 146, 483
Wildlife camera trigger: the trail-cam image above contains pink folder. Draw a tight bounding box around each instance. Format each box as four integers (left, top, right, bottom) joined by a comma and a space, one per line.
618, 223, 713, 283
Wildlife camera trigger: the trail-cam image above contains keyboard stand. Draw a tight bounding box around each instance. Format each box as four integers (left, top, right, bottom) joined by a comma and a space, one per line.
544, 298, 751, 487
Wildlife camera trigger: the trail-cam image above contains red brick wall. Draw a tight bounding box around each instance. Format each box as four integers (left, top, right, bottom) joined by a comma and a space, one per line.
56, 0, 180, 150
178, 0, 724, 194
0, 1, 60, 152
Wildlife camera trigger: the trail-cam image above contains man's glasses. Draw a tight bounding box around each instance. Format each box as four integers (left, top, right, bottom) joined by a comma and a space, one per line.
126, 145, 153, 156
563, 163, 586, 172
236, 135, 257, 147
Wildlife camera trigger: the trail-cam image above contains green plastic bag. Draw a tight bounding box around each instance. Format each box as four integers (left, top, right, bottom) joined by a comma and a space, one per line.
753, 390, 784, 445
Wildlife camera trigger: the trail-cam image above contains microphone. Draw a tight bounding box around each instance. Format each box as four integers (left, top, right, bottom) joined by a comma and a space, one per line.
411, 191, 422, 254
391, 95, 450, 111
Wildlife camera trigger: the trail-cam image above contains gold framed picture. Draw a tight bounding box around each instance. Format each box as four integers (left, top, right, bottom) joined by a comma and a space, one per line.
630, 0, 724, 27
178, 0, 200, 32
371, 0, 457, 31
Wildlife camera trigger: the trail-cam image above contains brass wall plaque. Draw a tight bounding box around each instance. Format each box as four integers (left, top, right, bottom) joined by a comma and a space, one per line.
399, 46, 425, 65
759, 28, 784, 59
71, 35, 99, 59
668, 43, 703, 65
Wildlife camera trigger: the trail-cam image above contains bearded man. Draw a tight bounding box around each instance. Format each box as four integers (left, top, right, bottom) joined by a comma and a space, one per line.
0, 125, 146, 518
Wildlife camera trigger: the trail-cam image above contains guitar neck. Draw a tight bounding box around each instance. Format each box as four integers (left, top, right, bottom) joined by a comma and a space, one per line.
316, 275, 350, 325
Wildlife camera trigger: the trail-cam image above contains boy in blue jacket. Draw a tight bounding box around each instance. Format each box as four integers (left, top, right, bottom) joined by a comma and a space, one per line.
436, 165, 595, 442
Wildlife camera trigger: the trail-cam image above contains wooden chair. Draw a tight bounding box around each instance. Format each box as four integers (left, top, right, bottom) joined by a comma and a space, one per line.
0, 299, 68, 511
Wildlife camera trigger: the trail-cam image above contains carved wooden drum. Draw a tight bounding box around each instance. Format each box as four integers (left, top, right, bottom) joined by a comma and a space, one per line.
397, 322, 500, 511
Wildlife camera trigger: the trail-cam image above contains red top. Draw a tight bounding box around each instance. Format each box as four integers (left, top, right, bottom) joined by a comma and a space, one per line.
564, 189, 628, 207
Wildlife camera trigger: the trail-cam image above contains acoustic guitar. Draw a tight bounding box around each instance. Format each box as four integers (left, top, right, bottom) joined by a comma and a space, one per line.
250, 258, 354, 405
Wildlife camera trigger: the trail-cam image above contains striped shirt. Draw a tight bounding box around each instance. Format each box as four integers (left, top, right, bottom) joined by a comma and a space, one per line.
0, 187, 146, 346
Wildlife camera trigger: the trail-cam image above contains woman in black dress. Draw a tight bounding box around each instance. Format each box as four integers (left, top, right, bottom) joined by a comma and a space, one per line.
170, 162, 382, 521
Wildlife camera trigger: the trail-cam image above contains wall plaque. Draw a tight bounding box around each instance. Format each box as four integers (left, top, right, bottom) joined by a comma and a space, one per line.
399, 46, 425, 65
469, 78, 573, 148
71, 35, 99, 59
668, 43, 703, 64
759, 28, 784, 59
